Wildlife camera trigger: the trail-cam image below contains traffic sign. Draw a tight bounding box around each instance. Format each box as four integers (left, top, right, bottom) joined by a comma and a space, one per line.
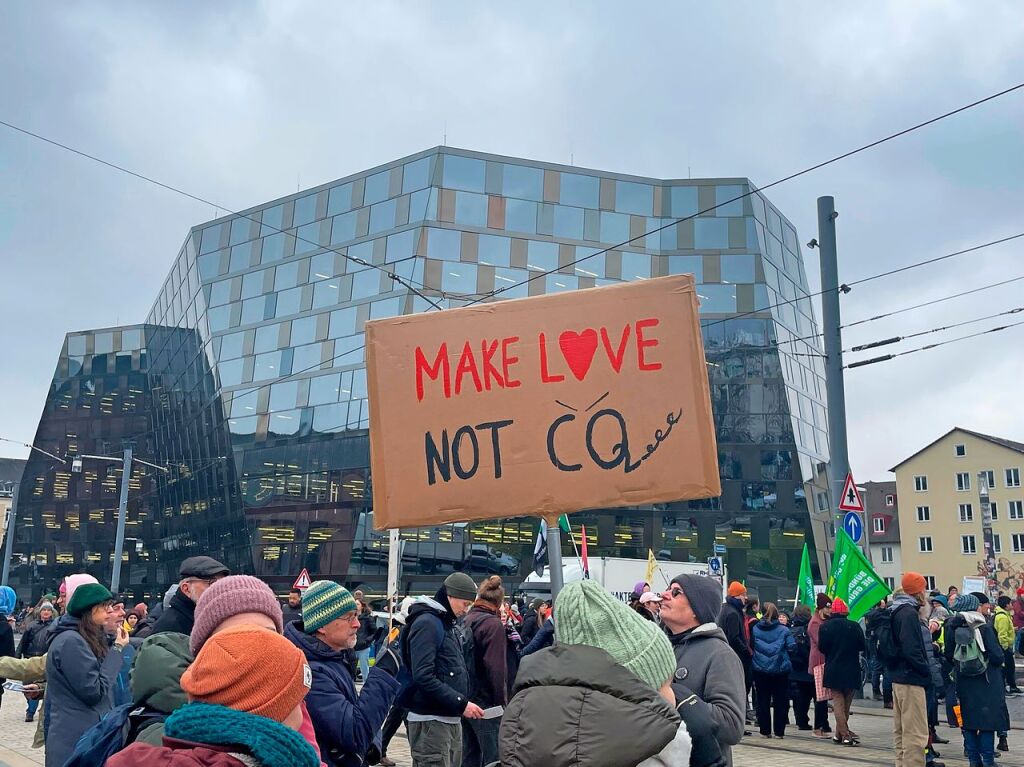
838, 473, 865, 512
713, 543, 726, 554
292, 568, 313, 590
707, 556, 723, 574
843, 511, 863, 543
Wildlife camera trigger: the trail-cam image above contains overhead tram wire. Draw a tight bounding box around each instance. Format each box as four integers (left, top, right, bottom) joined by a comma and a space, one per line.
458, 81, 1024, 308
844, 304, 1024, 353
0, 119, 444, 309
846, 318, 1024, 370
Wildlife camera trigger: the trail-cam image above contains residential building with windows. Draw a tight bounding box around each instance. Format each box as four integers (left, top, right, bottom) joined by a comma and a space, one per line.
863, 480, 901, 592
892, 427, 1024, 595
10, 147, 831, 604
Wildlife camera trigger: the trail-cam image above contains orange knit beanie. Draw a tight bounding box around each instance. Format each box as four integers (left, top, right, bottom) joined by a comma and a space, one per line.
727, 581, 747, 598
180, 625, 311, 722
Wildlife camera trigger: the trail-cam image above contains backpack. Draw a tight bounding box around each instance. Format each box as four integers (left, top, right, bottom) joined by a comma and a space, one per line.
870, 608, 900, 666
64, 703, 167, 767
455, 614, 478, 697
952, 625, 988, 677
789, 625, 811, 672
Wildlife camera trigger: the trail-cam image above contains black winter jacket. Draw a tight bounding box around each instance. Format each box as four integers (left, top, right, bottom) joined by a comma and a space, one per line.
817, 614, 865, 691
397, 590, 471, 717
716, 598, 752, 672
518, 609, 540, 646
18, 617, 54, 658
887, 597, 930, 687
943, 613, 1009, 732
149, 589, 196, 636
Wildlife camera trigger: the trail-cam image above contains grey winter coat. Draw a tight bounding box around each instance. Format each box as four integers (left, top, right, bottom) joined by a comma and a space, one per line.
497, 644, 686, 767
667, 622, 746, 765
44, 616, 122, 767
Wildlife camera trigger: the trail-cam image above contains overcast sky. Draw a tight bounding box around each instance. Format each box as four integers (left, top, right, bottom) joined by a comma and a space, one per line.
2, 2, 1022, 482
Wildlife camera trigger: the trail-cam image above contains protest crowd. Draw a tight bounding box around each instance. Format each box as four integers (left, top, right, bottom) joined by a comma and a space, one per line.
0, 559, 1021, 767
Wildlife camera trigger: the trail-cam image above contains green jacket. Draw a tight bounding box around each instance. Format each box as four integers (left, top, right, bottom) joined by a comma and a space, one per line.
993, 607, 1015, 650
129, 632, 193, 745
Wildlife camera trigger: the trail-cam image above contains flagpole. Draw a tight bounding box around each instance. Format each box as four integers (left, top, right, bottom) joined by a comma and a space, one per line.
545, 515, 565, 599
565, 518, 583, 571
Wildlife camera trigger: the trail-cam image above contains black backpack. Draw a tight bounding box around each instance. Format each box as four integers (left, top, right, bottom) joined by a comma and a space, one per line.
455, 614, 479, 697
870, 608, 901, 666
789, 625, 811, 672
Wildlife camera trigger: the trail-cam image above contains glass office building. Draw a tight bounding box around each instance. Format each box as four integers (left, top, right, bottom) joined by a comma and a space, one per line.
12, 148, 831, 604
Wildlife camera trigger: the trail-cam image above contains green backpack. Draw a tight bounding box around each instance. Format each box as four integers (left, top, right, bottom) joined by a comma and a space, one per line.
952, 625, 988, 677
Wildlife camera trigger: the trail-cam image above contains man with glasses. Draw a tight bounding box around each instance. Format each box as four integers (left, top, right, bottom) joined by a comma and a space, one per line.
150, 556, 229, 635
661, 574, 746, 765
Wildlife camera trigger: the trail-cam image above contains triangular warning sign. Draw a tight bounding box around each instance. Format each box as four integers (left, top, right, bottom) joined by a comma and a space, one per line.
293, 568, 313, 590
838, 473, 865, 512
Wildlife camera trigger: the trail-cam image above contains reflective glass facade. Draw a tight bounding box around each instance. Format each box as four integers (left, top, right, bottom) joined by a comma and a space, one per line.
13, 148, 830, 604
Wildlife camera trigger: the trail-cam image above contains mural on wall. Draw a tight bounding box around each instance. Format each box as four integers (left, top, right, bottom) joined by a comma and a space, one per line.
976, 557, 1024, 593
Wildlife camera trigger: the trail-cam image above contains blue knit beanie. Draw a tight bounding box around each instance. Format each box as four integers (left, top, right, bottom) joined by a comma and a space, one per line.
302, 581, 357, 634
953, 594, 980, 613
0, 586, 15, 616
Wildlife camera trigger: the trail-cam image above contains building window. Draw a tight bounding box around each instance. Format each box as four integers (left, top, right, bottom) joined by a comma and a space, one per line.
961, 535, 977, 555
994, 534, 1002, 554
873, 517, 886, 533
916, 505, 930, 522
956, 472, 971, 492
989, 502, 998, 520
885, 494, 895, 507
919, 536, 933, 553
1009, 500, 1023, 520
884, 576, 896, 590
915, 475, 928, 492
925, 576, 936, 591
983, 470, 995, 488
1006, 468, 1021, 488
881, 546, 894, 563
959, 503, 974, 523
1013, 533, 1024, 554
955, 444, 966, 457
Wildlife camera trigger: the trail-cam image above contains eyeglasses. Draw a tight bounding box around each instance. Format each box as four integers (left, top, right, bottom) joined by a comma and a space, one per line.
666, 588, 685, 599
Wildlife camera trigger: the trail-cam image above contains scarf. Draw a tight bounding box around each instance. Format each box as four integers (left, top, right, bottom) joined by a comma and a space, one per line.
164, 703, 319, 767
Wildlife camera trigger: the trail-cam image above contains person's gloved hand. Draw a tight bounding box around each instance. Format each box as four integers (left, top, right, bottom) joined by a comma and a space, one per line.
373, 646, 401, 678
673, 685, 726, 767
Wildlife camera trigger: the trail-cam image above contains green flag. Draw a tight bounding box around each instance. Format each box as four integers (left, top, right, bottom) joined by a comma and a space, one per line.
558, 514, 571, 533
827, 528, 891, 621
797, 543, 815, 608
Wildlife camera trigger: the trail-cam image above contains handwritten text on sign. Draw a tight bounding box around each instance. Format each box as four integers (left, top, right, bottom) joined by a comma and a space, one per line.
365, 275, 720, 530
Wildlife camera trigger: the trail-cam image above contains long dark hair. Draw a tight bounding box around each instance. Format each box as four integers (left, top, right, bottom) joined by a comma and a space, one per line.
77, 603, 111, 659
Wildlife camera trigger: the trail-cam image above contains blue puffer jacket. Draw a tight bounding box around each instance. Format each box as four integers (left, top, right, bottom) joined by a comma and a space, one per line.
751, 618, 795, 675
284, 621, 400, 767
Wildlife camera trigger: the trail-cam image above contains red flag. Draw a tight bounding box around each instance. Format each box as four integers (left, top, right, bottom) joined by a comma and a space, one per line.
580, 524, 590, 578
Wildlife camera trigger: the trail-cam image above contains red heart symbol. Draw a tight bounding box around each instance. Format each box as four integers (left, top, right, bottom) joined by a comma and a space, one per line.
558, 329, 599, 382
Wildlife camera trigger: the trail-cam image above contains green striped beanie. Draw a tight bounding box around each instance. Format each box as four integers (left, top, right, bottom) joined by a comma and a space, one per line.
302, 580, 357, 634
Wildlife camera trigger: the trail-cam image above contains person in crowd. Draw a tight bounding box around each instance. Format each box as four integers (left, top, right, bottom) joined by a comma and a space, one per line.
787, 604, 816, 732
969, 592, 1011, 751
888, 573, 932, 767
150, 556, 230, 635
282, 588, 304, 625
518, 598, 543, 646
865, 599, 892, 704
518, 600, 554, 658
399, 572, 482, 767
637, 591, 662, 622
818, 597, 865, 746
106, 626, 319, 767
1012, 587, 1024, 633
124, 611, 141, 634
929, 595, 951, 624
499, 599, 523, 696
286, 580, 401, 767
807, 592, 833, 738
353, 598, 376, 682
0, 586, 16, 713
947, 586, 959, 603
944, 593, 1009, 767
661, 573, 745, 764
379, 597, 416, 767
717, 581, 753, 727
993, 596, 1020, 695
108, 594, 137, 707
17, 599, 55, 722
778, 612, 790, 626
126, 632, 194, 746
750, 602, 795, 739
496, 578, 696, 767
461, 575, 510, 766
922, 615, 947, 767
631, 580, 651, 602
44, 582, 129, 767
133, 602, 148, 620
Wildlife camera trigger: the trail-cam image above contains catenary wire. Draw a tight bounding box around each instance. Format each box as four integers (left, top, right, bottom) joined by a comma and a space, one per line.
458, 81, 1024, 307
845, 318, 1024, 369
844, 305, 1024, 353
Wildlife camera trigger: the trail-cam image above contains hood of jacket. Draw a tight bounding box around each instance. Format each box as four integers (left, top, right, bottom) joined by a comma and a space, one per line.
790, 614, 810, 630
406, 594, 454, 626
131, 632, 193, 713
284, 620, 348, 663
48, 613, 83, 646
500, 644, 680, 767
892, 593, 922, 612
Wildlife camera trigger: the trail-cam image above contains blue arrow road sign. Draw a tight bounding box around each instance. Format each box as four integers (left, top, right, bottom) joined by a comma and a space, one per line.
843, 511, 863, 543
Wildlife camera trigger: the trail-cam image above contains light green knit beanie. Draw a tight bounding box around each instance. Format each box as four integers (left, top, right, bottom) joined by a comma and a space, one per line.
554, 579, 676, 691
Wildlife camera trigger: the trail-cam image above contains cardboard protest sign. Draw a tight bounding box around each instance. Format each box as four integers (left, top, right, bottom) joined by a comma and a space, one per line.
365, 274, 720, 530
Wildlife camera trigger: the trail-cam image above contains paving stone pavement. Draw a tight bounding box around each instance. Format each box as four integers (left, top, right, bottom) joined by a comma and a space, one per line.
2, 694, 1019, 767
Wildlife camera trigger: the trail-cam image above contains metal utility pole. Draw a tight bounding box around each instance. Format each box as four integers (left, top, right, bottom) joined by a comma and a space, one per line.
110, 447, 133, 594
546, 517, 564, 599
1, 481, 20, 587
977, 471, 997, 599
817, 197, 861, 558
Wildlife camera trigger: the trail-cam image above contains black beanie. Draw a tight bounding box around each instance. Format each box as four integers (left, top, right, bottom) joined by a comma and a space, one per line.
670, 574, 722, 625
